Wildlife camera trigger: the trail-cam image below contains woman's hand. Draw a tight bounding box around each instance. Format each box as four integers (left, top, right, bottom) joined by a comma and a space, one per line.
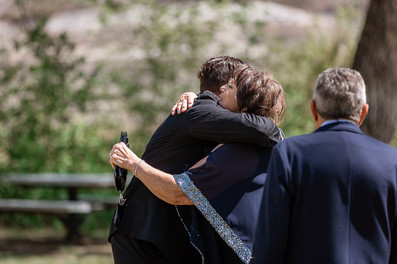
110, 143, 192, 205
171, 92, 197, 115
109, 142, 139, 172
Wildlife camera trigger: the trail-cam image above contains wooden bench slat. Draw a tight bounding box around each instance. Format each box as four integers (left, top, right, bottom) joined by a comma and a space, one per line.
0, 199, 92, 214
1, 173, 117, 189
77, 194, 118, 210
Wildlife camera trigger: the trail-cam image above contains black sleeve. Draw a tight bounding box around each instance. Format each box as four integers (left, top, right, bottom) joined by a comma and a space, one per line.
186, 91, 281, 147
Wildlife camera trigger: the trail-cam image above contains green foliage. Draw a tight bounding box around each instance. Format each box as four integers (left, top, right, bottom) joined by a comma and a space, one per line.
106, 0, 219, 133
225, 0, 361, 137
0, 0, 365, 230
266, 32, 354, 137
0, 18, 106, 173
0, 5, 112, 227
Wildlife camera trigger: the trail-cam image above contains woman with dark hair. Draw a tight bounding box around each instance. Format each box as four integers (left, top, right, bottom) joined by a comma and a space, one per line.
110, 65, 285, 264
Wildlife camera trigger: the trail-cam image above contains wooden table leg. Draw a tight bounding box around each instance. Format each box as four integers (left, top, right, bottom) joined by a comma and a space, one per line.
64, 187, 83, 243
63, 214, 84, 243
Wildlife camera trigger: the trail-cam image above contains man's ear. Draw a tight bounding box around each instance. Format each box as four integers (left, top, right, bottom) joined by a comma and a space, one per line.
219, 84, 227, 93
357, 104, 369, 126
310, 100, 318, 122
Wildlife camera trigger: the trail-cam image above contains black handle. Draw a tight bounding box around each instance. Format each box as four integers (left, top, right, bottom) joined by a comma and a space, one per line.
114, 131, 129, 192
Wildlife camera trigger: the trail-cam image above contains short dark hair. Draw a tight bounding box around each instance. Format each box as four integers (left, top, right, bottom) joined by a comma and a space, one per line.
233, 65, 285, 125
197, 56, 245, 95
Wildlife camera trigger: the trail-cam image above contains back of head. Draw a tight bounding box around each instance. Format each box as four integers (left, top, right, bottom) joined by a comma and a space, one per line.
233, 65, 285, 125
313, 67, 366, 122
197, 56, 245, 95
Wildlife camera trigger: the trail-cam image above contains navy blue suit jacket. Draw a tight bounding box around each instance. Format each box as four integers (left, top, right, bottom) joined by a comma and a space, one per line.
252, 122, 397, 264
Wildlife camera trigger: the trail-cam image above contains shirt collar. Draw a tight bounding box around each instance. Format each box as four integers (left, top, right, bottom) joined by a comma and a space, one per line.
321, 119, 357, 127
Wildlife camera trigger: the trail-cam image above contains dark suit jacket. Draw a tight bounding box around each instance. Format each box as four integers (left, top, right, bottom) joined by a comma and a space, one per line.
251, 121, 397, 264
109, 91, 281, 263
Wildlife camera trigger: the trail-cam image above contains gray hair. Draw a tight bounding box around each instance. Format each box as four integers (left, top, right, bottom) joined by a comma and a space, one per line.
313, 67, 366, 122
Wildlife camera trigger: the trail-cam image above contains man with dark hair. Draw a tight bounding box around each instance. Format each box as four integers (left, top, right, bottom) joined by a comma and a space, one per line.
197, 56, 244, 93
110, 65, 286, 264
109, 56, 282, 264
251, 67, 397, 264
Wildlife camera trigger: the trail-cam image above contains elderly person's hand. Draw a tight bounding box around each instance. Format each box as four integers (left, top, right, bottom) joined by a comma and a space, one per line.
171, 92, 197, 115
110, 142, 141, 172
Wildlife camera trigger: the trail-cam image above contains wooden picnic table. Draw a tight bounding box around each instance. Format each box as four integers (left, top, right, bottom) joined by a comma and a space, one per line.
0, 173, 126, 242
2, 173, 116, 200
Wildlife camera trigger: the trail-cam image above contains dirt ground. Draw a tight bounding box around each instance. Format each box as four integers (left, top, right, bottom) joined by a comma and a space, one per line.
0, 227, 112, 263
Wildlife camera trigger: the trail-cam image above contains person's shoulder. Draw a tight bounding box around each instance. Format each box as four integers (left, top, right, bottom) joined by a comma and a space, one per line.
194, 90, 219, 104
186, 91, 221, 116
364, 134, 397, 154
275, 133, 312, 149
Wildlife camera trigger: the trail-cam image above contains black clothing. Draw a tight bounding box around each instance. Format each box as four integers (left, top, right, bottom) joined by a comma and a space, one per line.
111, 232, 169, 264
174, 144, 273, 264
109, 91, 281, 263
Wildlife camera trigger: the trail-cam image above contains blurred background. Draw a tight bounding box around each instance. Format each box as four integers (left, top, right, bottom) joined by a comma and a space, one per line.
1, 0, 396, 263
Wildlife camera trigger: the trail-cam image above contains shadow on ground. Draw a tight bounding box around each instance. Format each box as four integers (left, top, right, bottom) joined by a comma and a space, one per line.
0, 237, 109, 256
0, 227, 111, 259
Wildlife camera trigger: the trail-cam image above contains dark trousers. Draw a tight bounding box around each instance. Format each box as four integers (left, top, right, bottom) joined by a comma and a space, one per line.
111, 231, 170, 264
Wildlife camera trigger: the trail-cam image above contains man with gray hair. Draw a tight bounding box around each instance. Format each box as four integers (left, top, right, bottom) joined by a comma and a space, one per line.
251, 67, 397, 264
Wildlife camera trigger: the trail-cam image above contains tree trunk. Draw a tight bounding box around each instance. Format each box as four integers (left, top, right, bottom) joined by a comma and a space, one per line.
352, 0, 397, 143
